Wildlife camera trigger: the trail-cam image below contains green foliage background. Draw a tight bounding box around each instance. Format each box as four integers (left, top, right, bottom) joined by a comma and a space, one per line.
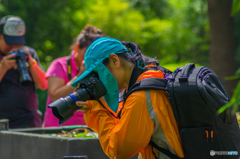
0, 0, 210, 65
0, 0, 239, 120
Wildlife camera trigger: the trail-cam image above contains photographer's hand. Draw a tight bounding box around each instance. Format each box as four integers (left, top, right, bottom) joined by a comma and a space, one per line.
76, 101, 88, 111
11, 45, 34, 67
0, 54, 17, 82
0, 54, 16, 70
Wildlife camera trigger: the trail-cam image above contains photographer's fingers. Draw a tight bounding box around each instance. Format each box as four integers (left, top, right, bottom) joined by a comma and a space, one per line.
76, 101, 87, 107
0, 54, 17, 70
11, 45, 32, 60
76, 101, 87, 111
5, 54, 16, 59
20, 47, 34, 62
24, 47, 32, 59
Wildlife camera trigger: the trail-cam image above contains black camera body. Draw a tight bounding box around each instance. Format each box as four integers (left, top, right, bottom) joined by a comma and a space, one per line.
11, 49, 29, 61
10, 49, 32, 86
48, 72, 107, 125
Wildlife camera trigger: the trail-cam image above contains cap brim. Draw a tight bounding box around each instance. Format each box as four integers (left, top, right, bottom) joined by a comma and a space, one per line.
3, 35, 25, 45
71, 67, 95, 88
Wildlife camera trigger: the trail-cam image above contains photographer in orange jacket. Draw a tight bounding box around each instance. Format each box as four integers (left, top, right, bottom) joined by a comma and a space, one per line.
73, 37, 184, 159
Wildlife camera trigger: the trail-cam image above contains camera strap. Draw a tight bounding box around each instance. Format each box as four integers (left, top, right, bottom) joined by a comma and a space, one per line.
0, 52, 3, 60
67, 55, 72, 81
117, 67, 143, 118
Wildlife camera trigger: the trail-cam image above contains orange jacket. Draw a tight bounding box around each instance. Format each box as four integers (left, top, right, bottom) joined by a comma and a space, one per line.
84, 70, 185, 159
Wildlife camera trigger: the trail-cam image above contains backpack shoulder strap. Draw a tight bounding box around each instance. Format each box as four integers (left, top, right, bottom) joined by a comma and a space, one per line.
123, 78, 184, 159
149, 141, 183, 159
124, 77, 167, 101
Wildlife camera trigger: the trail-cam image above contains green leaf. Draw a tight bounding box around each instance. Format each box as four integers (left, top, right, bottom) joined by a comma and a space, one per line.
232, 0, 240, 15
224, 75, 240, 80
217, 81, 240, 114
217, 100, 235, 114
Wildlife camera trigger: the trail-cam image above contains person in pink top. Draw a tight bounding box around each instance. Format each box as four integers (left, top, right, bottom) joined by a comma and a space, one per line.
43, 25, 105, 127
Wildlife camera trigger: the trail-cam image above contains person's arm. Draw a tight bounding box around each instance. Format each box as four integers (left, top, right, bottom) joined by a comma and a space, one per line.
48, 76, 78, 102
83, 90, 154, 159
47, 59, 85, 102
28, 57, 48, 90
0, 54, 17, 82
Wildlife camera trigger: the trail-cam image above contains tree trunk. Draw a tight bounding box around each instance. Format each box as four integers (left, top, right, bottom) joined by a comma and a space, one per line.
207, 0, 238, 97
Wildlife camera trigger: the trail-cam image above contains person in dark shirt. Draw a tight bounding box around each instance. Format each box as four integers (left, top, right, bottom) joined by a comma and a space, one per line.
0, 15, 47, 128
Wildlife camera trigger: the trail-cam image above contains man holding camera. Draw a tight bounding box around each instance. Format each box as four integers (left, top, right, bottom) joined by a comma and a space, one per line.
0, 15, 47, 128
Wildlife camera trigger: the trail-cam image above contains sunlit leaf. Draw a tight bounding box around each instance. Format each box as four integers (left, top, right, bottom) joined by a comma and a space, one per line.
232, 0, 240, 15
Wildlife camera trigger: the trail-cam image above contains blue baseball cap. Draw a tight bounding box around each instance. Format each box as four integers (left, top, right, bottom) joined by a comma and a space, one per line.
71, 37, 128, 112
72, 37, 127, 85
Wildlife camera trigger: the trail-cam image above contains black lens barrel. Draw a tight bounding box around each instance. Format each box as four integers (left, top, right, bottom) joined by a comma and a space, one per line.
11, 50, 32, 86
17, 58, 32, 86
48, 72, 107, 125
48, 88, 91, 125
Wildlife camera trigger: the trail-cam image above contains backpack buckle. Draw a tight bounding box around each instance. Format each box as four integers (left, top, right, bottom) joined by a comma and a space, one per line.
179, 77, 188, 82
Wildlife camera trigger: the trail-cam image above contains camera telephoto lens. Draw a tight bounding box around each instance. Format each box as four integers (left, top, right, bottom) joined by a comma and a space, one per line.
17, 58, 32, 86
10, 50, 32, 86
48, 72, 107, 125
48, 88, 91, 125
